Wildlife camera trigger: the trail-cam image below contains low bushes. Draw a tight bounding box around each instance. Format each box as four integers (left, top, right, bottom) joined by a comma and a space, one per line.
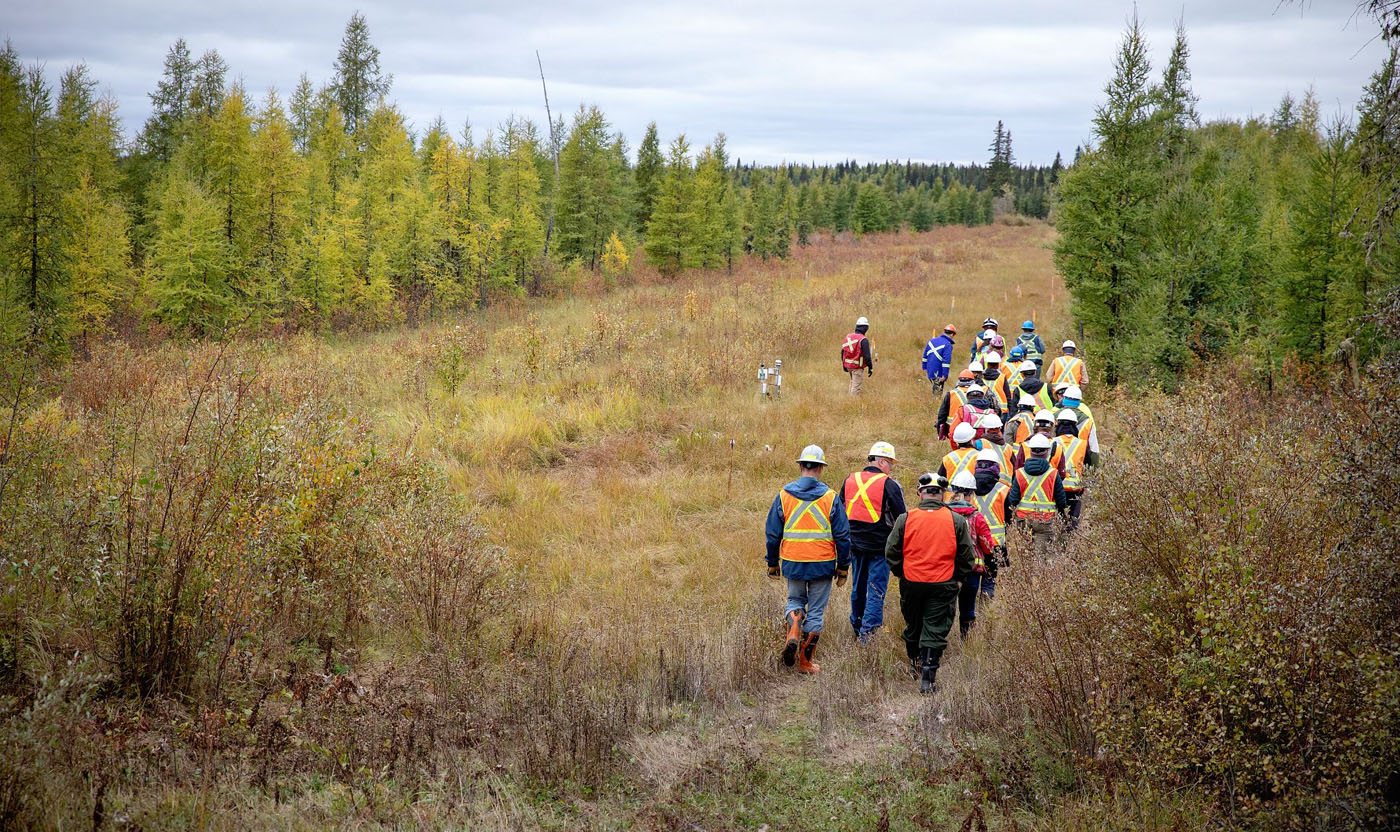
967, 372, 1400, 829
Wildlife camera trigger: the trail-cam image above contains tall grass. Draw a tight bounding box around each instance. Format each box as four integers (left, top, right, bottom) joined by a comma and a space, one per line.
0, 224, 1078, 827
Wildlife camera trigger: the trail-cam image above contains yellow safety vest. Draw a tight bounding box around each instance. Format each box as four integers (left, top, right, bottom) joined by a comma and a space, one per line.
941, 447, 977, 483
1055, 435, 1089, 491
1050, 355, 1085, 386
973, 484, 1009, 546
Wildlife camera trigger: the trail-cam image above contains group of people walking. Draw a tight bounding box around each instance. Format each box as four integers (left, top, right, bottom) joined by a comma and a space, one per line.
766, 315, 1099, 694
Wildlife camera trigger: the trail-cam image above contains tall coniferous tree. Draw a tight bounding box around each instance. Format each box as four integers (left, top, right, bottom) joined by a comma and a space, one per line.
632, 121, 663, 234
555, 105, 623, 269
250, 89, 305, 318
331, 12, 391, 137
644, 134, 693, 275
1054, 15, 1161, 386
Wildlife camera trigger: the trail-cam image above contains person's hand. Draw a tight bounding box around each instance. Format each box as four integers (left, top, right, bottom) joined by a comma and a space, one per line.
866, 367, 873, 377
767, 565, 781, 580
835, 567, 849, 587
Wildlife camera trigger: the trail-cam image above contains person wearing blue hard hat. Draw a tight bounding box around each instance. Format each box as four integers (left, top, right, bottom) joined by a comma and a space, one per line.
1014, 320, 1046, 370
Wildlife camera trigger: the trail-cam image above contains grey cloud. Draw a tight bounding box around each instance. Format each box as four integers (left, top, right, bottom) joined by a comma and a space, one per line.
3, 0, 1389, 165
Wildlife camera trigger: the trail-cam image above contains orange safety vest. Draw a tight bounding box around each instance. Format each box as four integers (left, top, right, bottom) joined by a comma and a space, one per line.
973, 484, 1010, 546
842, 471, 888, 523
1005, 412, 1034, 445
1055, 435, 1089, 491
901, 506, 959, 583
1049, 355, 1086, 386
841, 332, 867, 370
1014, 467, 1059, 522
779, 489, 838, 562
941, 447, 977, 483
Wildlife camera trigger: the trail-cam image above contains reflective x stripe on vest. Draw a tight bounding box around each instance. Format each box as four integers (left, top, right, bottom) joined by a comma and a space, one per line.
1017, 333, 1044, 361
1056, 435, 1088, 491
1015, 468, 1058, 521
942, 447, 976, 482
973, 485, 1009, 545
779, 489, 837, 562
1052, 356, 1084, 386
1073, 403, 1096, 442
844, 471, 887, 523
842, 332, 866, 370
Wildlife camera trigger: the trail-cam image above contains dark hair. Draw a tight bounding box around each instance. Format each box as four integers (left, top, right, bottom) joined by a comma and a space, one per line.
799, 462, 824, 472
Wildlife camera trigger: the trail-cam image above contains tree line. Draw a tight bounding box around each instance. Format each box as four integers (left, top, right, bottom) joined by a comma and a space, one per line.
1055, 16, 1400, 387
0, 14, 1054, 355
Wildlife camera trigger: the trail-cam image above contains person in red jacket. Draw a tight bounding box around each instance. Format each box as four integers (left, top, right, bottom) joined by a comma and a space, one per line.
840, 316, 875, 395
945, 471, 997, 638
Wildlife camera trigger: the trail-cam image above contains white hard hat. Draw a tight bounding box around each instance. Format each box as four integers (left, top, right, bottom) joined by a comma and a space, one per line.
1018, 394, 1036, 408
868, 441, 897, 461
1027, 433, 1052, 451
982, 328, 996, 339
1053, 381, 1072, 392
1019, 361, 1038, 373
1062, 340, 1077, 350
968, 360, 984, 373
1034, 409, 1056, 423
981, 413, 1004, 429
984, 352, 1002, 365
951, 471, 977, 491
856, 316, 870, 328
976, 447, 1002, 464
1064, 385, 1083, 400
1057, 409, 1079, 422
967, 384, 987, 395
952, 423, 977, 444
796, 444, 827, 465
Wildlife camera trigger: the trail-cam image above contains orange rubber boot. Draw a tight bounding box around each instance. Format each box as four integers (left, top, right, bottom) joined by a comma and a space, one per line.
797, 632, 822, 675
781, 610, 804, 667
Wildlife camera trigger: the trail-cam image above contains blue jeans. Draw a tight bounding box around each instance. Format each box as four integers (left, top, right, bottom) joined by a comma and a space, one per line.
848, 547, 890, 635
958, 573, 996, 623
786, 577, 833, 634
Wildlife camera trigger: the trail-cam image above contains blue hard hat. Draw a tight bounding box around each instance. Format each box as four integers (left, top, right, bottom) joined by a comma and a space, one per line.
1022, 320, 1035, 330
1009, 346, 1025, 358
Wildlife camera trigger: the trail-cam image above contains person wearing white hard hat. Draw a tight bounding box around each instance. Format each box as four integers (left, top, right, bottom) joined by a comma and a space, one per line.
1054, 410, 1093, 532
945, 470, 998, 639
1014, 358, 1056, 412
936, 369, 977, 441
840, 441, 908, 642
981, 352, 1015, 411
971, 447, 1012, 582
941, 423, 980, 483
1005, 393, 1037, 445
765, 445, 852, 674
948, 381, 1001, 451
1059, 385, 1099, 455
1048, 340, 1088, 388
975, 412, 1016, 488
1013, 410, 1067, 479
885, 472, 977, 695
840, 316, 875, 395
970, 318, 1000, 360
1006, 433, 1067, 559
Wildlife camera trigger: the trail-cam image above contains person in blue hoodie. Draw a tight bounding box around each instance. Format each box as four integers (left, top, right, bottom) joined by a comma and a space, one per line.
765, 444, 852, 675
921, 324, 957, 397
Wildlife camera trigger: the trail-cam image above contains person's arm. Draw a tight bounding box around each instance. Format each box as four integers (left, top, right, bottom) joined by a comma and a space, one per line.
1085, 421, 1100, 455
951, 512, 976, 581
972, 513, 996, 557
936, 393, 951, 437
921, 341, 931, 374
765, 495, 785, 567
1006, 476, 1022, 511
1054, 474, 1068, 512
884, 513, 908, 578
830, 493, 852, 570
862, 337, 874, 373
884, 479, 907, 522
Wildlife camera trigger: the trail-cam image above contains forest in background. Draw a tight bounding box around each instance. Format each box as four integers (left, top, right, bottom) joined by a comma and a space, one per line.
1054, 16, 1399, 388
0, 13, 1053, 357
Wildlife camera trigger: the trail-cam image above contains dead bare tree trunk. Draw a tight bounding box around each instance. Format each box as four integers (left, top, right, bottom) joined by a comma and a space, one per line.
536, 51, 560, 295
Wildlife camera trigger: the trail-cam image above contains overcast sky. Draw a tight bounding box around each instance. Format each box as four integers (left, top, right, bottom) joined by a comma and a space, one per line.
4, 0, 1390, 166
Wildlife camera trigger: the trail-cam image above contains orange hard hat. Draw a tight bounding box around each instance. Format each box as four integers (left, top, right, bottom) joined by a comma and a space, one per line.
944, 323, 957, 335
957, 369, 975, 380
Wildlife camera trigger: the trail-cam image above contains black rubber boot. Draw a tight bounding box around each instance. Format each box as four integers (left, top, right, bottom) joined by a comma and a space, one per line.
919, 647, 939, 695
906, 640, 921, 680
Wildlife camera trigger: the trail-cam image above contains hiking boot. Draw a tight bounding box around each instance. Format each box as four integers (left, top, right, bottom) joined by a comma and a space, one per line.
919, 647, 939, 695
781, 610, 804, 667
797, 632, 822, 675
959, 619, 973, 640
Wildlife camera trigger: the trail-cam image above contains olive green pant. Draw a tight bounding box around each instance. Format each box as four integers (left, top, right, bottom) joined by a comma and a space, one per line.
898, 578, 959, 659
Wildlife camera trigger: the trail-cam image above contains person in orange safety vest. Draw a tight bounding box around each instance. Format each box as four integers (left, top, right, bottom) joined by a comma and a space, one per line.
841, 441, 907, 642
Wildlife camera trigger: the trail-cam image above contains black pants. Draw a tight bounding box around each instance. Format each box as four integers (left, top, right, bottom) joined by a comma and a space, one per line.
898, 578, 959, 660
1065, 490, 1084, 531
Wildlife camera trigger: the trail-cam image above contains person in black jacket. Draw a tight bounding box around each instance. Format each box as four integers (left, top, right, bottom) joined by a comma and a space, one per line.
885, 474, 977, 694
839, 442, 907, 642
